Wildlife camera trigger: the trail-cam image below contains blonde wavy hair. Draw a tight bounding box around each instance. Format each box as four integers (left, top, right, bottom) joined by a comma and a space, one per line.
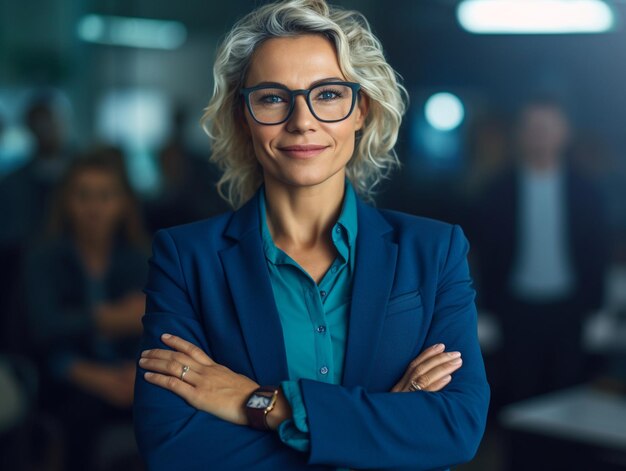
200, 0, 409, 209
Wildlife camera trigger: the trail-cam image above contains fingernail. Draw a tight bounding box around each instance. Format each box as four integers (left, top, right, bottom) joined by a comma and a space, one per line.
141, 350, 149, 357
144, 372, 154, 378
451, 358, 463, 365
138, 358, 146, 365
162, 333, 171, 339
434, 343, 445, 351
448, 351, 461, 358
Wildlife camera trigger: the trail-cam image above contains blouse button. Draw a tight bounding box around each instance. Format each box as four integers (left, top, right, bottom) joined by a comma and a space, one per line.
320, 366, 329, 375
316, 325, 326, 333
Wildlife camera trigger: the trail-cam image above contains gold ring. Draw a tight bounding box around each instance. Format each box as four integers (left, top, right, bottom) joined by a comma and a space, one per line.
409, 380, 422, 391
180, 364, 190, 381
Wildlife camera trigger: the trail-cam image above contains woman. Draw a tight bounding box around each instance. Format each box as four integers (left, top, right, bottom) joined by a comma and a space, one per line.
134, 1, 490, 470
23, 147, 149, 470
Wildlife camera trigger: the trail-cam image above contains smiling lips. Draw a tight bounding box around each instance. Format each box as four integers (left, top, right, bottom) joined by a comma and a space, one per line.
278, 144, 329, 159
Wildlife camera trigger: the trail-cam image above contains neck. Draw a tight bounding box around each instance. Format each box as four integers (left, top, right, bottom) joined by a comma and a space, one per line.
520, 150, 563, 174
263, 172, 346, 248
74, 231, 113, 256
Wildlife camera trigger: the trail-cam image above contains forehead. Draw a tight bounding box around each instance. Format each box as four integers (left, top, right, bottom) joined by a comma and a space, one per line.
522, 104, 566, 123
244, 34, 345, 87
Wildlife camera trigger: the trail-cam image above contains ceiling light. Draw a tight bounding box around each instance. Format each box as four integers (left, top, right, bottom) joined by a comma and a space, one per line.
457, 0, 616, 34
77, 14, 187, 49
424, 93, 465, 132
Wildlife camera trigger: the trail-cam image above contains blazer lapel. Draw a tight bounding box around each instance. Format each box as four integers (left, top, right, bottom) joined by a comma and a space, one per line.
341, 199, 398, 388
218, 191, 290, 386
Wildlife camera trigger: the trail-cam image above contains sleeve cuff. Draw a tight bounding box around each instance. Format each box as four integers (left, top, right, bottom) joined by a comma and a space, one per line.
277, 379, 310, 452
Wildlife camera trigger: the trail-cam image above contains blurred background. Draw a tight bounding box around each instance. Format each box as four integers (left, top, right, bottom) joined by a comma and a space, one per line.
1, 0, 625, 469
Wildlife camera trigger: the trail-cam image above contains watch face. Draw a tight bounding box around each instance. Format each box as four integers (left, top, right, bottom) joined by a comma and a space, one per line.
246, 394, 272, 409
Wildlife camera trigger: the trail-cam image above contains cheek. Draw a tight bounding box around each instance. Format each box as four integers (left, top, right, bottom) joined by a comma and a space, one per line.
248, 127, 278, 160
330, 124, 358, 159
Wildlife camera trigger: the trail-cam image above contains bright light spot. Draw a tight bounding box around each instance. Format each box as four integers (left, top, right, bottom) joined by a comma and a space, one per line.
96, 89, 168, 193
457, 0, 615, 34
0, 125, 34, 175
424, 93, 465, 132
77, 15, 105, 42
77, 14, 187, 49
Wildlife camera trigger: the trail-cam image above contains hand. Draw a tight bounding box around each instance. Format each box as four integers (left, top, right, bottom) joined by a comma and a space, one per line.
68, 361, 135, 408
139, 333, 260, 426
390, 343, 462, 393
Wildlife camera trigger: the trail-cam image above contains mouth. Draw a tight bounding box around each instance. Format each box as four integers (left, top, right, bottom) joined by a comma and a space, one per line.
277, 144, 329, 159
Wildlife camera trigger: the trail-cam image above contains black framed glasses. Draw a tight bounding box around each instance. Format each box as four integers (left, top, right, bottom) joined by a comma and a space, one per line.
240, 81, 361, 125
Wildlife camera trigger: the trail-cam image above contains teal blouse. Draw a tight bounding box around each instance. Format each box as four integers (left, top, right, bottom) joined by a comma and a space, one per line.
258, 179, 357, 458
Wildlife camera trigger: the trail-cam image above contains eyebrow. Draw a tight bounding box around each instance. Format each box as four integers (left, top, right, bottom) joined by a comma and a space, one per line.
248, 76, 346, 88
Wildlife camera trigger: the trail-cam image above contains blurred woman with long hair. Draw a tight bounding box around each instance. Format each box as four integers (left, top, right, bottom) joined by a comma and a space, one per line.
23, 145, 149, 470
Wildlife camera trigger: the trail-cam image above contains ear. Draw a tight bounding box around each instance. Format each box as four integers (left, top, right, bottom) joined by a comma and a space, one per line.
354, 92, 370, 132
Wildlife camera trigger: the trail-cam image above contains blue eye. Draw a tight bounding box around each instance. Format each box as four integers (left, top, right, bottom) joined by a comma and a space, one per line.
315, 88, 343, 101
259, 94, 286, 104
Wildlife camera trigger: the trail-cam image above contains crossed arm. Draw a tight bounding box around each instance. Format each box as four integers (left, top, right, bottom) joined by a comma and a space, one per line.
133, 227, 490, 470
139, 333, 462, 420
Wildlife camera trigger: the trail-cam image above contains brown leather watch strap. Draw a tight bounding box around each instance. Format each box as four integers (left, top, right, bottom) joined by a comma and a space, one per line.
246, 385, 279, 430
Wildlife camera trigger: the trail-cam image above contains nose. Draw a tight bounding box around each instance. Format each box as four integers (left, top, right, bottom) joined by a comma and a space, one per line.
286, 93, 317, 133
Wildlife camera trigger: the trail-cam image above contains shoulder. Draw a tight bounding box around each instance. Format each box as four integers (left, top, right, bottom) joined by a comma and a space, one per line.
374, 206, 469, 259
378, 207, 456, 238
22, 237, 77, 279
377, 206, 465, 244
150, 209, 236, 253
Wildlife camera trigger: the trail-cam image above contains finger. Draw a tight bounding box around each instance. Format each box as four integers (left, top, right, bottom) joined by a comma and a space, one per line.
411, 351, 461, 380
423, 375, 452, 392
410, 357, 463, 391
138, 358, 202, 386
161, 334, 214, 366
140, 348, 202, 370
393, 345, 445, 391
143, 371, 196, 401
400, 352, 461, 391
408, 343, 445, 370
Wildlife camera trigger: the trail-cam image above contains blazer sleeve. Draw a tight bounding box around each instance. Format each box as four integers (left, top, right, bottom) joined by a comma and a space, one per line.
297, 224, 491, 470
132, 229, 328, 471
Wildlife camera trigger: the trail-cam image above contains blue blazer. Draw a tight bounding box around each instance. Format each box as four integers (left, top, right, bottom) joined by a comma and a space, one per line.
133, 188, 490, 471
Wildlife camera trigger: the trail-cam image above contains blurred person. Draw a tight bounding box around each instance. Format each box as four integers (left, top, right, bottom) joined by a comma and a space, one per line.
472, 96, 609, 405
0, 93, 76, 353
22, 148, 149, 471
144, 105, 228, 233
570, 132, 626, 263
463, 112, 512, 201
133, 1, 490, 470
0, 92, 75, 246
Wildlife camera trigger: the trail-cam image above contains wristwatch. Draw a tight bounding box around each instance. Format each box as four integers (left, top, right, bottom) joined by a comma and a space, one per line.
245, 385, 279, 430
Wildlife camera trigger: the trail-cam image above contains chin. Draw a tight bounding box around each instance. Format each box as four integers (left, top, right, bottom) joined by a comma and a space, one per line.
271, 166, 345, 190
